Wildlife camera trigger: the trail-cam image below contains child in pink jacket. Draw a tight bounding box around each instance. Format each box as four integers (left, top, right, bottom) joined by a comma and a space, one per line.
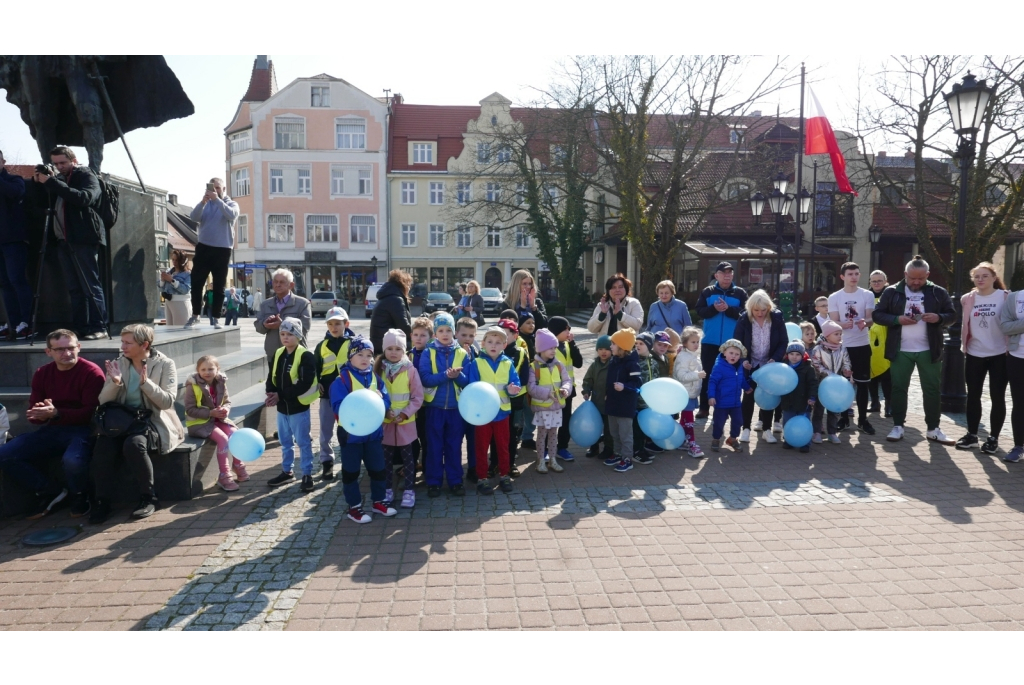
376, 329, 425, 509
527, 329, 572, 474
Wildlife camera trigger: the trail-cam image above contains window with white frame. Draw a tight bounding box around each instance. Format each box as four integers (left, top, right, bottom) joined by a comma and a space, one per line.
486, 182, 500, 203
552, 145, 566, 166
401, 181, 416, 205
477, 143, 491, 164
336, 119, 366, 149
486, 226, 501, 248
311, 85, 330, 107
233, 167, 250, 196
267, 214, 294, 242
429, 181, 444, 205
275, 118, 305, 149
412, 143, 433, 164
306, 214, 338, 243
331, 167, 344, 195
298, 168, 311, 195
456, 182, 471, 205
544, 184, 559, 204
350, 215, 376, 243
270, 168, 284, 194
516, 225, 530, 248
401, 223, 417, 247
229, 130, 251, 153
515, 183, 527, 205
497, 145, 512, 163
359, 169, 372, 196
729, 128, 746, 145
237, 215, 248, 243
429, 224, 444, 247
456, 225, 472, 248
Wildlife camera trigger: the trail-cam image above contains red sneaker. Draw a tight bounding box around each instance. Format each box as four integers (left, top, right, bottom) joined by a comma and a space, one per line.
372, 501, 397, 517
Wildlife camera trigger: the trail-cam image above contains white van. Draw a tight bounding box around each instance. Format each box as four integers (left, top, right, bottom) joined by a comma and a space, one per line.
364, 284, 383, 318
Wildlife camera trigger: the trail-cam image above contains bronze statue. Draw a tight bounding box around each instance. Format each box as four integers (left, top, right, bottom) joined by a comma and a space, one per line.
0, 55, 194, 171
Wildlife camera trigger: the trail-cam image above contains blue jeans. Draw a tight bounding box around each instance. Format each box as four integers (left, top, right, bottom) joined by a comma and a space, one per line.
57, 241, 106, 334
339, 439, 385, 507
278, 410, 314, 476
0, 242, 33, 326
224, 309, 239, 325
0, 425, 92, 494
712, 405, 743, 439
318, 398, 337, 463
426, 406, 463, 487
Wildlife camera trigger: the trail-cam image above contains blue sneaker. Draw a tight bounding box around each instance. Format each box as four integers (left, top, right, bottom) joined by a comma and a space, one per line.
1003, 446, 1024, 463
604, 455, 621, 467
557, 448, 574, 462
613, 457, 633, 473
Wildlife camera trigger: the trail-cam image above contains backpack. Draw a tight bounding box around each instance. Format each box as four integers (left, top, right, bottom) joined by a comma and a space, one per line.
96, 176, 119, 230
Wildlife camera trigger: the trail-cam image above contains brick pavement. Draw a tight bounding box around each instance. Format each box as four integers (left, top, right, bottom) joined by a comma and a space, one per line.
2, 320, 1023, 630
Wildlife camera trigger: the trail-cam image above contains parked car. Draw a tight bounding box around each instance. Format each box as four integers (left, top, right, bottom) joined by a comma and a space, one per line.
423, 292, 454, 314
480, 288, 504, 316
310, 291, 351, 317
363, 284, 383, 318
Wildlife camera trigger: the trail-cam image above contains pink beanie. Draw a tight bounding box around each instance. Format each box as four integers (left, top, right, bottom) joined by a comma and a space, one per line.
382, 328, 407, 351
821, 320, 842, 339
535, 328, 558, 353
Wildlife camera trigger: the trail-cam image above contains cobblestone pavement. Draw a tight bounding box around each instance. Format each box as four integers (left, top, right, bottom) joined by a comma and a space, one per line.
1, 319, 1023, 631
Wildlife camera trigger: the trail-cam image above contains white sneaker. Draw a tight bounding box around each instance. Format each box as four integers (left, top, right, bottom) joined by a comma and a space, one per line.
183, 316, 199, 330
772, 421, 784, 433
751, 420, 763, 431
738, 428, 751, 443
927, 428, 956, 445
763, 432, 778, 444
812, 433, 822, 444
213, 321, 223, 329
828, 434, 841, 444
887, 425, 904, 442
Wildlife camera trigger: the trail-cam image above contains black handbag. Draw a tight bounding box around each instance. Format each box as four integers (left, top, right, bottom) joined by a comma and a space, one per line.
93, 402, 157, 448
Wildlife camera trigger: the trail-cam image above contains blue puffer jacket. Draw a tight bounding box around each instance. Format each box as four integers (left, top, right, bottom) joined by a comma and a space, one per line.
417, 339, 469, 409
707, 354, 750, 409
604, 351, 642, 418
695, 283, 748, 346
329, 363, 391, 444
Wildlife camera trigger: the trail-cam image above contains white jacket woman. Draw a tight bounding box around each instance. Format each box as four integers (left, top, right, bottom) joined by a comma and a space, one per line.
586, 297, 644, 335
672, 346, 703, 400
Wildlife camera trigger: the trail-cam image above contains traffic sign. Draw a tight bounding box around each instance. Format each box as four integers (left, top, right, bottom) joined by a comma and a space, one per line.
229, 263, 267, 269
244, 269, 254, 275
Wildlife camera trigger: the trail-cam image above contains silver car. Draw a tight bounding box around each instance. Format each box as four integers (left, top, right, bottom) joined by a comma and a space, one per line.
310, 291, 350, 317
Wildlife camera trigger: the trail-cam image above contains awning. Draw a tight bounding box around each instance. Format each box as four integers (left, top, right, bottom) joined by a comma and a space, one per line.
682, 239, 848, 258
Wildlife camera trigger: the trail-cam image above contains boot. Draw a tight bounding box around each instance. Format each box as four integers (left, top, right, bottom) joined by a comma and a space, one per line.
536, 456, 548, 474
548, 453, 564, 473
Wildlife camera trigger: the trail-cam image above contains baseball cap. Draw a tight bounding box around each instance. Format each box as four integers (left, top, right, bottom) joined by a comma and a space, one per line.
714, 261, 734, 273
326, 306, 349, 322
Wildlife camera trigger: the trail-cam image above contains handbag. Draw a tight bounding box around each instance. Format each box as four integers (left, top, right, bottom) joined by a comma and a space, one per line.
93, 402, 160, 451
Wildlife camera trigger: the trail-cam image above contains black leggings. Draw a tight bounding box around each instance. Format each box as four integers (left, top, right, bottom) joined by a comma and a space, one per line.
847, 344, 871, 420
966, 353, 1008, 437
1007, 355, 1024, 446
869, 370, 892, 407
742, 377, 781, 430
92, 434, 153, 500
190, 243, 232, 318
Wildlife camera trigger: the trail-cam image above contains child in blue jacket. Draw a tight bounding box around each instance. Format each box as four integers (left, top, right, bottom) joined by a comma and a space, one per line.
604, 328, 642, 473
707, 338, 751, 453
417, 313, 470, 497
329, 336, 395, 524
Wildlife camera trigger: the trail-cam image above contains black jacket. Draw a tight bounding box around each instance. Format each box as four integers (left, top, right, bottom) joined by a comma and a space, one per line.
504, 341, 530, 410
0, 168, 27, 244
559, 339, 583, 399
266, 347, 317, 415
369, 281, 412, 354
779, 359, 819, 414
733, 309, 787, 368
872, 280, 956, 363
43, 166, 105, 246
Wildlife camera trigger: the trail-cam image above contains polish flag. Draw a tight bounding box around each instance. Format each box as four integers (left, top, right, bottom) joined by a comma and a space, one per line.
805, 88, 858, 196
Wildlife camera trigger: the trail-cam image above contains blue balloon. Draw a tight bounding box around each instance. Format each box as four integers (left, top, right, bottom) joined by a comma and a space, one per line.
754, 386, 781, 410
783, 415, 814, 447
786, 321, 803, 342
818, 374, 855, 413
228, 427, 266, 463
569, 400, 603, 447
459, 381, 501, 426
752, 363, 798, 396
640, 377, 688, 415
655, 422, 687, 451
339, 388, 386, 436
638, 408, 676, 441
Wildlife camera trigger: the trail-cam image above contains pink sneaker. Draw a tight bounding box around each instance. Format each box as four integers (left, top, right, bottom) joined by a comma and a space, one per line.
232, 462, 250, 482
217, 472, 239, 492
401, 490, 416, 508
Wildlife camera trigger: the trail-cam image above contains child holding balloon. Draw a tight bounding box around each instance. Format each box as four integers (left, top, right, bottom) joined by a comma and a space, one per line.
465, 326, 522, 494
527, 329, 571, 474
184, 355, 245, 491
581, 335, 614, 460
377, 329, 424, 509
707, 339, 750, 452
777, 341, 819, 453
604, 328, 642, 472
330, 336, 396, 523
672, 327, 706, 459
810, 320, 852, 444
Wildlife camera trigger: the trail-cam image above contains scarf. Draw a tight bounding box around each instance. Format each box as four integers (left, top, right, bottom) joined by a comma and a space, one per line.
383, 358, 408, 378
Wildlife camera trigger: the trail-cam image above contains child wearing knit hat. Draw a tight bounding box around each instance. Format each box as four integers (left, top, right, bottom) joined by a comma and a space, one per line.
707, 339, 751, 452
810, 319, 852, 444
581, 335, 615, 459
375, 329, 424, 509
673, 326, 706, 458
778, 340, 819, 453
604, 327, 643, 472
527, 329, 571, 474
266, 317, 318, 492
546, 316, 582, 462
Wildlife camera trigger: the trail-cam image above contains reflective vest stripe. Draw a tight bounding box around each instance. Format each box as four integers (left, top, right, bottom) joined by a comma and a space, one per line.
530, 362, 565, 410
423, 347, 467, 402
384, 370, 416, 425
475, 357, 512, 413
511, 347, 528, 397
316, 338, 349, 380
272, 345, 319, 406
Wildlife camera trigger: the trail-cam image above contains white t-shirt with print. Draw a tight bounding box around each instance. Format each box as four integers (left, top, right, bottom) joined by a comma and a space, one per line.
900, 290, 930, 353
828, 287, 874, 348
1011, 294, 1024, 360
966, 291, 1007, 358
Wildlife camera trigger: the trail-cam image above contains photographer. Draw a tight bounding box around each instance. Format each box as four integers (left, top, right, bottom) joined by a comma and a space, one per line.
185, 178, 238, 330
0, 149, 34, 340
33, 146, 107, 341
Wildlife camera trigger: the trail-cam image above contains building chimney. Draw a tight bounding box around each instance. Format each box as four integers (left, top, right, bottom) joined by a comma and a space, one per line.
876, 151, 886, 159
750, 110, 761, 117
168, 194, 177, 206
905, 149, 914, 159
392, 93, 403, 106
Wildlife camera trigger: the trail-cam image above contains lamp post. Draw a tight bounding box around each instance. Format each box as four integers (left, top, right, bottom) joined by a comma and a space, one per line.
940, 72, 993, 413
750, 175, 811, 310
868, 224, 882, 271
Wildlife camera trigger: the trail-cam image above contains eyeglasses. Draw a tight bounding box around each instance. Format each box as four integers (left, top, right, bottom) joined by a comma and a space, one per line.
48, 346, 78, 353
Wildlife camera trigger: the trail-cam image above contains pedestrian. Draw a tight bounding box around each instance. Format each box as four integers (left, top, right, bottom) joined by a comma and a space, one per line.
827, 262, 876, 435
997, 283, 1024, 463
417, 313, 469, 497
733, 289, 786, 443
183, 355, 245, 492
377, 329, 424, 509
160, 250, 192, 326
777, 341, 818, 453
456, 317, 481, 483
695, 262, 748, 418
254, 269, 312, 370
581, 334, 614, 460
223, 287, 241, 326
872, 256, 957, 444
810, 319, 852, 444
517, 313, 538, 450
313, 307, 355, 480
504, 269, 548, 328
867, 270, 892, 417
604, 327, 642, 472
265, 317, 319, 491
547, 316, 582, 463
186, 177, 239, 330
495, 318, 528, 477
955, 262, 1009, 454
673, 326, 706, 458
645, 280, 691, 334
707, 338, 751, 453
587, 273, 644, 336
466, 326, 521, 494
809, 296, 830, 336
527, 328, 571, 474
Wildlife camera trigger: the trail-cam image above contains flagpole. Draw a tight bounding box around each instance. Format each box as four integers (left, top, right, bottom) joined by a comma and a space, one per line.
792, 62, 806, 321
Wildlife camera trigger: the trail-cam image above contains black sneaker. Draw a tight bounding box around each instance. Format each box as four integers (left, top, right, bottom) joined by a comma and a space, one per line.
88, 499, 111, 525
645, 441, 665, 453
301, 475, 315, 492
980, 437, 999, 455
521, 439, 537, 450
499, 476, 514, 493
836, 416, 849, 432
465, 469, 479, 484
26, 488, 68, 520
586, 445, 601, 458
450, 483, 466, 496
634, 451, 654, 465
799, 444, 810, 453
69, 492, 91, 518
858, 419, 876, 435
477, 480, 495, 496
488, 465, 498, 479
132, 495, 157, 519
268, 471, 294, 487
955, 433, 979, 450
321, 460, 335, 481
884, 404, 892, 418
427, 486, 442, 498
781, 441, 794, 450
509, 465, 521, 478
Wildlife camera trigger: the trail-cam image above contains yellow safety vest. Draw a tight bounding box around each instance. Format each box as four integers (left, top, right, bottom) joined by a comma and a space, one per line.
510, 347, 528, 398
474, 357, 513, 413
556, 342, 576, 383
272, 345, 319, 406
315, 337, 350, 381
185, 383, 215, 428
530, 361, 565, 410
423, 347, 467, 402
383, 368, 416, 425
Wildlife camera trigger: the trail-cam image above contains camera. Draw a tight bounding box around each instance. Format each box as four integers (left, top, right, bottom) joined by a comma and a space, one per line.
34, 163, 57, 178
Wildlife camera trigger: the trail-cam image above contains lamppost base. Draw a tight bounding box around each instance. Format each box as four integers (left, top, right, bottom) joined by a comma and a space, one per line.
940, 339, 967, 414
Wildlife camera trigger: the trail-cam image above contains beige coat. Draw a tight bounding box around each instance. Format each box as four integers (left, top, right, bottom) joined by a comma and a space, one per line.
98, 349, 185, 454
586, 297, 645, 335
672, 347, 704, 399
182, 372, 234, 439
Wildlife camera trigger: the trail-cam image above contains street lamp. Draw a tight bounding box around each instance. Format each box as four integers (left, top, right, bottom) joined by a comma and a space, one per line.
940, 72, 994, 413
750, 174, 811, 317
868, 224, 882, 271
